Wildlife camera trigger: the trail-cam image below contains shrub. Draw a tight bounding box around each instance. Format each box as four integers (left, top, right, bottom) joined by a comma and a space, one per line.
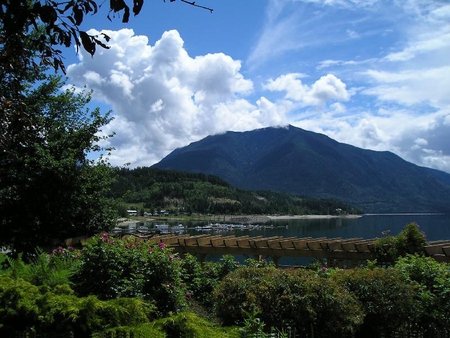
0, 275, 154, 336
154, 311, 239, 338
374, 222, 427, 262
75, 234, 186, 316
2, 247, 80, 287
214, 267, 362, 337
395, 222, 427, 256
393, 255, 450, 331
180, 254, 242, 311
333, 267, 421, 337
0, 276, 41, 333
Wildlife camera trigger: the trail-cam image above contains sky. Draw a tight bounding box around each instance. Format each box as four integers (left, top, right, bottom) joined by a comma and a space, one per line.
65, 0, 450, 173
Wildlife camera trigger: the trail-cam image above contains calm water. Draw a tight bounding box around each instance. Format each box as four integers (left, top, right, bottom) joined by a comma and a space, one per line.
138, 214, 450, 266
183, 214, 450, 241
222, 214, 450, 265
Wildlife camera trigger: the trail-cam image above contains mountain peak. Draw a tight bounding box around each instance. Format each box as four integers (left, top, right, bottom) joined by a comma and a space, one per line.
153, 126, 450, 213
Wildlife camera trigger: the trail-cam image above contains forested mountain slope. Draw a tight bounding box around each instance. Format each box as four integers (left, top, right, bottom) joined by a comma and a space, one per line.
109, 167, 362, 215
152, 125, 450, 213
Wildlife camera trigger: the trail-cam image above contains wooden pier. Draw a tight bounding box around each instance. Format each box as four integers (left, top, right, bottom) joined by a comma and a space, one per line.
134, 234, 450, 268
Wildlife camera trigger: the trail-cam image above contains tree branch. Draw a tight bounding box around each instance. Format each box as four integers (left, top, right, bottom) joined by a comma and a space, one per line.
176, 0, 214, 13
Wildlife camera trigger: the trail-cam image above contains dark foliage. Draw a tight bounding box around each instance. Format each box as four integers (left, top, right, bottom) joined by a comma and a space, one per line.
0, 0, 212, 75
0, 75, 117, 256
109, 167, 362, 215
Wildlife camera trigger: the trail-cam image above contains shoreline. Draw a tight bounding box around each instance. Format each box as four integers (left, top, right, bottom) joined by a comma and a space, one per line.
216, 214, 363, 223
118, 214, 363, 225
267, 214, 363, 220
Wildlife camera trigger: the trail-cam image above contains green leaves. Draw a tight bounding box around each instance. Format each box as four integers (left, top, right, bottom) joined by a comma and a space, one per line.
374, 222, 427, 262
75, 234, 187, 317
0, 75, 117, 255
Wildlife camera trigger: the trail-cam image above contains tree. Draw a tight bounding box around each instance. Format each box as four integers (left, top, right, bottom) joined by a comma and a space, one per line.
0, 74, 117, 256
1, 0, 213, 163
0, 0, 213, 74
0, 0, 213, 256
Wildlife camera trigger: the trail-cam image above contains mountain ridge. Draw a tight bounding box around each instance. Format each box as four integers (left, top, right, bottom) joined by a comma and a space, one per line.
152, 125, 450, 213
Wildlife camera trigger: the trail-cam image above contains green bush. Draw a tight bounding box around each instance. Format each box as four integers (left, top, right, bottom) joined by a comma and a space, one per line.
75, 233, 187, 316
0, 276, 41, 333
333, 267, 421, 337
92, 324, 166, 338
393, 255, 450, 331
0, 275, 153, 336
181, 254, 241, 310
374, 222, 427, 262
154, 311, 239, 338
214, 267, 362, 337
2, 247, 81, 287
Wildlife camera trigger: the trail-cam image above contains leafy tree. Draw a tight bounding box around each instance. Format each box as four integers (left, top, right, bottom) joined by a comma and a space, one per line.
0, 74, 117, 256
0, 0, 213, 75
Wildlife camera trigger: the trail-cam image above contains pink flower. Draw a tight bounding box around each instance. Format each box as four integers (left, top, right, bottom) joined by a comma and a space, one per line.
148, 248, 153, 253
158, 242, 165, 249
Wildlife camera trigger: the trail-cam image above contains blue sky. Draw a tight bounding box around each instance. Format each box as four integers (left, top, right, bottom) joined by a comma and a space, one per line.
65, 0, 450, 173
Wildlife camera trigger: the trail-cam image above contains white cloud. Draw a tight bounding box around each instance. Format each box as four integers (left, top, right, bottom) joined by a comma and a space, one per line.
292, 108, 450, 173
65, 0, 450, 175
68, 29, 282, 167
364, 66, 450, 108
264, 73, 350, 107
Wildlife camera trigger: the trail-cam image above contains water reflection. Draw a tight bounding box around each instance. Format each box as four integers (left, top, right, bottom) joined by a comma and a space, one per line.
115, 214, 450, 241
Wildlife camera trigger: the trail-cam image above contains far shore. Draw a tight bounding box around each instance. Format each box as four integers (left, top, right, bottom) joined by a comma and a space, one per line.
118, 213, 363, 225
267, 214, 363, 220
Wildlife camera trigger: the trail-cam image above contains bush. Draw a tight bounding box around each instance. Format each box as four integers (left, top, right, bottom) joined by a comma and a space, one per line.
214, 267, 362, 337
75, 233, 186, 316
333, 267, 421, 337
181, 254, 241, 310
0, 275, 153, 336
2, 247, 81, 287
374, 222, 427, 262
393, 255, 450, 331
154, 312, 239, 338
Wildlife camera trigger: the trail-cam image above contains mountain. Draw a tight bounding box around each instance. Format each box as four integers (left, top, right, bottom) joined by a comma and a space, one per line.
152, 125, 450, 213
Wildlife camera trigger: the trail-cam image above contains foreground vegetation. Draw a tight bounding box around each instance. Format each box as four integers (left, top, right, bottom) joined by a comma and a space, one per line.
1, 224, 449, 337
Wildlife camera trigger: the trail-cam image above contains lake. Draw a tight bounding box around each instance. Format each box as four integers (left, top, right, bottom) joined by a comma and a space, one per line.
130, 213, 450, 266
182, 213, 450, 241
194, 214, 450, 265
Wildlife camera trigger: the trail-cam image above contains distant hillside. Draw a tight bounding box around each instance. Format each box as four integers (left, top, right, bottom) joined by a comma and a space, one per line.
109, 167, 362, 215
152, 125, 450, 213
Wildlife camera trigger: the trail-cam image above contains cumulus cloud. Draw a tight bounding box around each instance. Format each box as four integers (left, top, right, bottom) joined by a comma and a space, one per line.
264, 73, 350, 107
65, 0, 450, 175
68, 29, 287, 167
271, 0, 450, 173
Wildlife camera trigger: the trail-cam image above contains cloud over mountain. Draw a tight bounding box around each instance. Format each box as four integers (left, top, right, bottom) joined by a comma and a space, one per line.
66, 0, 450, 173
